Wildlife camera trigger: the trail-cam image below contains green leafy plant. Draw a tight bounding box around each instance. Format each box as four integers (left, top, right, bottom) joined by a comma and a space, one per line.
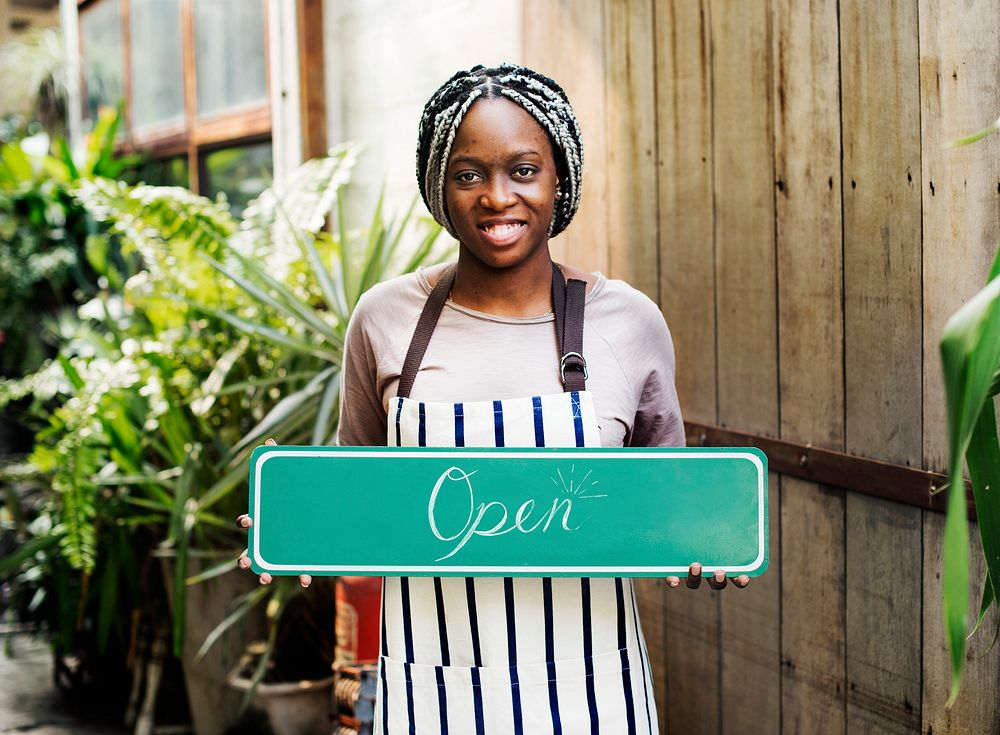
940, 120, 1000, 705
187, 159, 448, 704
1, 143, 448, 707
0, 106, 138, 376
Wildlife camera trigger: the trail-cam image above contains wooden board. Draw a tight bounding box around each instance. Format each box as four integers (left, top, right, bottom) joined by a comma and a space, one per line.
921, 511, 1000, 733
780, 478, 846, 734
919, 0, 1000, 473
845, 496, 922, 733
605, 0, 659, 301
840, 1, 923, 732
841, 0, 922, 468
721, 473, 781, 735
772, 0, 846, 732
522, 0, 610, 275
655, 0, 716, 423
710, 2, 781, 733
634, 577, 668, 733
772, 1, 845, 447
711, 0, 778, 436
918, 1, 1000, 728
652, 2, 720, 733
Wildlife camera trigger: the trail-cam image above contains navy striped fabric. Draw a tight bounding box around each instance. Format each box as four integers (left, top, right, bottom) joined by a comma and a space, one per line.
630, 584, 653, 733
400, 577, 416, 735
570, 391, 585, 448
394, 399, 404, 447
581, 578, 599, 734
454, 403, 465, 448
391, 392, 595, 450
433, 578, 450, 733
417, 402, 426, 447
616, 579, 637, 734
531, 396, 545, 447
466, 578, 486, 735
542, 578, 562, 734
504, 577, 524, 734
377, 392, 657, 734
492, 400, 505, 448
380, 580, 390, 730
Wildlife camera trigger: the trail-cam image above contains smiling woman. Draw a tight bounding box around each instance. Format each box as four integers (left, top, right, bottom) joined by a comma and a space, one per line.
444, 99, 559, 279
244, 63, 743, 734
334, 63, 685, 735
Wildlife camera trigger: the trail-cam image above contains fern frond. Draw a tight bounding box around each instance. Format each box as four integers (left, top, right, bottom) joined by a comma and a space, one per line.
72, 178, 237, 265
51, 440, 101, 572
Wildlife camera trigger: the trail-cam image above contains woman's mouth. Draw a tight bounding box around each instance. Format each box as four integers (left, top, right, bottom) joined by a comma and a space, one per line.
478, 221, 527, 246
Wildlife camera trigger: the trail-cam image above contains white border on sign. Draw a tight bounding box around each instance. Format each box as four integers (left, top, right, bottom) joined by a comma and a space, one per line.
251, 450, 767, 575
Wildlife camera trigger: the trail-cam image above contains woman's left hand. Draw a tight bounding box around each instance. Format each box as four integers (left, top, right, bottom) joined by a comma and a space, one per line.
235, 439, 312, 589
665, 562, 750, 590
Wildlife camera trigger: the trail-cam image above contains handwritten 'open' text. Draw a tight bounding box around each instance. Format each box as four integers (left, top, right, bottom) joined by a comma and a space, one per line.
428, 466, 590, 561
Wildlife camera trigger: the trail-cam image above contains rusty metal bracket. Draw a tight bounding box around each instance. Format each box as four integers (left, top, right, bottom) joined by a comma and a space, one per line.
684, 421, 975, 520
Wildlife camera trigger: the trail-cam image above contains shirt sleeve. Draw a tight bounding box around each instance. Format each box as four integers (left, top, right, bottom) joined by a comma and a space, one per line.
336, 293, 389, 447
627, 301, 686, 449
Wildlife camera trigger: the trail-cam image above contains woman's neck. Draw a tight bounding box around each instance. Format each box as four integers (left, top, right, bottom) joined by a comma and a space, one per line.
450, 250, 555, 318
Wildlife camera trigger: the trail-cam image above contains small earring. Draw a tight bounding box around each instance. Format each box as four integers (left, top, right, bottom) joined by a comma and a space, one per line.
555, 188, 563, 200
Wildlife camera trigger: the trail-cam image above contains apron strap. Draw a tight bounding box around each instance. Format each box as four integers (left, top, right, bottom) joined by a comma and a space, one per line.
552, 265, 588, 392
396, 262, 587, 399
396, 264, 457, 399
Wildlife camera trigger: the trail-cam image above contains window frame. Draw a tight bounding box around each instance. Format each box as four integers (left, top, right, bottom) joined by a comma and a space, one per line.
197, 133, 273, 216
77, 0, 273, 193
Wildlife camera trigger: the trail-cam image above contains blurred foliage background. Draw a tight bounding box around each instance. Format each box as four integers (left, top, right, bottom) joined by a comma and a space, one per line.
0, 80, 447, 728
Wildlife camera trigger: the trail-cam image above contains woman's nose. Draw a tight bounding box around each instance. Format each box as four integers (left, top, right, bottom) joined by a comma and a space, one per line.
480, 175, 517, 210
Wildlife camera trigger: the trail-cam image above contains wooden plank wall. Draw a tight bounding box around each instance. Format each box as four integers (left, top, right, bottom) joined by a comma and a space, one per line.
525, 1, 1000, 732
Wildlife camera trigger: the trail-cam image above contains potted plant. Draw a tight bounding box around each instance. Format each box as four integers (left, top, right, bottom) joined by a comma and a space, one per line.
2, 141, 448, 733
225, 580, 337, 735
181, 150, 448, 734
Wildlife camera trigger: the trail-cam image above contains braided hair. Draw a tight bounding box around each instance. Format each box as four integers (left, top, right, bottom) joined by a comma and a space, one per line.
416, 63, 584, 239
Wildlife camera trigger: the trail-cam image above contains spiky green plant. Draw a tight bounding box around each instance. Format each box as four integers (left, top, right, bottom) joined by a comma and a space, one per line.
940, 120, 1000, 706
1, 144, 448, 692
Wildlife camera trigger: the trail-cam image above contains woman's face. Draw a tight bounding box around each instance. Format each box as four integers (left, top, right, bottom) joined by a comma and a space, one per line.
444, 97, 560, 271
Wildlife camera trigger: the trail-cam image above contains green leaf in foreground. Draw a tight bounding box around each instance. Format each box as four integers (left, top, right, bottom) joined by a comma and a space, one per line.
940, 252, 1000, 705
947, 117, 1000, 148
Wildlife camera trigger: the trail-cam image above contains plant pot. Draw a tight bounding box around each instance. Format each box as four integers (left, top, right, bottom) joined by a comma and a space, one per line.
229, 671, 334, 735
158, 551, 266, 735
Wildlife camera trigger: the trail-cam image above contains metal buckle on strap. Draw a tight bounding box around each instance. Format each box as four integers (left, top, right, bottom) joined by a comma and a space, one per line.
560, 352, 588, 385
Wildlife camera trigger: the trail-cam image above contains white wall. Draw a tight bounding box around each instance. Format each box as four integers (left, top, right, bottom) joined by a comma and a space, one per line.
323, 0, 523, 231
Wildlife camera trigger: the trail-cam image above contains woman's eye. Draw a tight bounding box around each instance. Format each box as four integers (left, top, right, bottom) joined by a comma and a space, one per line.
513, 166, 536, 178
456, 171, 480, 183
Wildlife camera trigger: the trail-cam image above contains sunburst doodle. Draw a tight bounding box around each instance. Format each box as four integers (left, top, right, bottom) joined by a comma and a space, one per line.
549, 464, 607, 499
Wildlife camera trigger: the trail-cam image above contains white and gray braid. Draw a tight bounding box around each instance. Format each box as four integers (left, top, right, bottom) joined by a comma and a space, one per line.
416, 63, 584, 239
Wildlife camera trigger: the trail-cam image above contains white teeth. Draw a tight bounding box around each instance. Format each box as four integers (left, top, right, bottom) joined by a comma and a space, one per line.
482, 223, 523, 237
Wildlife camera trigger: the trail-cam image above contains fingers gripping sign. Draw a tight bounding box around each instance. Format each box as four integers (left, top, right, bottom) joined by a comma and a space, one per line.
665, 561, 751, 591
236, 439, 312, 589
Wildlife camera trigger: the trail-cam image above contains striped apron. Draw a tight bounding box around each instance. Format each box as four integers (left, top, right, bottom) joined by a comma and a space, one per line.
373, 266, 659, 734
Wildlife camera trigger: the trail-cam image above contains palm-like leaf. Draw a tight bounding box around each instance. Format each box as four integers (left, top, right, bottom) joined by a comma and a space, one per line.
241, 143, 361, 235
3, 143, 450, 681
940, 245, 1000, 704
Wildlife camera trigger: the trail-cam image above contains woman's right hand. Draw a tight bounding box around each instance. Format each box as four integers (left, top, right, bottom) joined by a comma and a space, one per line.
236, 438, 312, 588
665, 562, 749, 590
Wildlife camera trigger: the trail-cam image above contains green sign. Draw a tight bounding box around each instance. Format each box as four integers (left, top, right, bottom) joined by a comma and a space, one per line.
247, 446, 768, 578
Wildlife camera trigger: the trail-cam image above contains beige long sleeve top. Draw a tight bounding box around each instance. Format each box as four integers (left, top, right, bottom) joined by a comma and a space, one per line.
336, 266, 685, 449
